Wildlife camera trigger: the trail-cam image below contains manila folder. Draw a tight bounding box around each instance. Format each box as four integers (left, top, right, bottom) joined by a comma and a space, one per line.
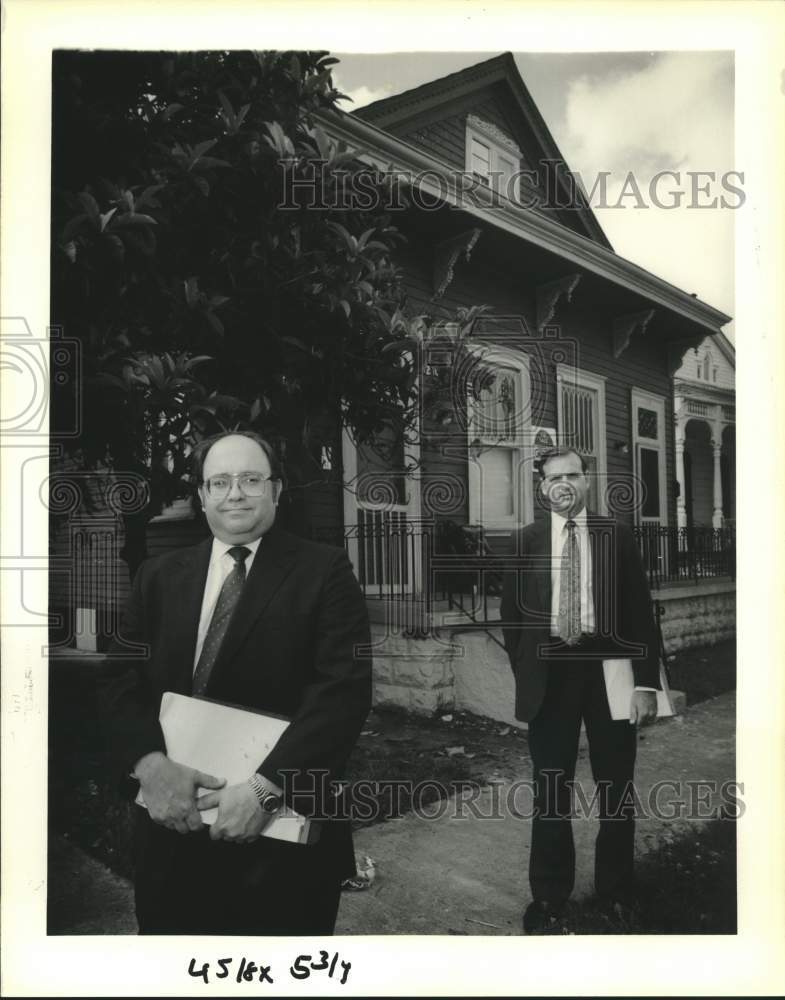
135, 692, 311, 844
602, 660, 677, 722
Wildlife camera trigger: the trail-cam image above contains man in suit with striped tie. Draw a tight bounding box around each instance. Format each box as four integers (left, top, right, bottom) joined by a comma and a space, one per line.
500, 446, 660, 933
101, 430, 371, 935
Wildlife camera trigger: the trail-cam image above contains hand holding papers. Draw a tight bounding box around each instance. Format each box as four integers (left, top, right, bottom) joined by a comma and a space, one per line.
602, 659, 676, 721
136, 692, 311, 844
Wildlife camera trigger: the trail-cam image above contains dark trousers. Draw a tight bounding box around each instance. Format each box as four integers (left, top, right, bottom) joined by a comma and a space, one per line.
527, 659, 637, 906
133, 809, 346, 935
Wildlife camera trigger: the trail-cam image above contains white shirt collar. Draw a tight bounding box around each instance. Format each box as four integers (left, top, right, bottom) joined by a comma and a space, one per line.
551, 507, 588, 530
210, 535, 262, 560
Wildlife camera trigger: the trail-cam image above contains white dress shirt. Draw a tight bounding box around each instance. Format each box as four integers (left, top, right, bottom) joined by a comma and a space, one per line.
549, 509, 655, 692
193, 536, 261, 670
550, 508, 594, 636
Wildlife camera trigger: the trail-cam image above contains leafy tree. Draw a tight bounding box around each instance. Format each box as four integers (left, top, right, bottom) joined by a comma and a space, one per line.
51, 49, 428, 571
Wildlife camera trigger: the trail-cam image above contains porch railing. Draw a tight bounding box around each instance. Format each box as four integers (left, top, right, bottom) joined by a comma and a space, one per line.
344, 511, 433, 637
339, 519, 735, 636
632, 525, 736, 589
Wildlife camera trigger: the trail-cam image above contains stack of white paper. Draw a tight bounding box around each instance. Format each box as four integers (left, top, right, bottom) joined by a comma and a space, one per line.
602, 660, 676, 721
135, 692, 311, 844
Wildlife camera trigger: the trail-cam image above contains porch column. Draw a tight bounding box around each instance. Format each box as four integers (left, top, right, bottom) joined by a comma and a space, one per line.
711, 437, 724, 529
674, 412, 688, 530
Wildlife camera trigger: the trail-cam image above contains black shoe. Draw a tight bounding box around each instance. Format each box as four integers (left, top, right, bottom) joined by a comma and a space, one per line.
522, 900, 564, 934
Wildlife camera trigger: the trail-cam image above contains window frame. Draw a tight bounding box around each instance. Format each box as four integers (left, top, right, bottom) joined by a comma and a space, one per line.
630, 387, 668, 526
466, 346, 532, 532
465, 120, 521, 201
555, 363, 608, 515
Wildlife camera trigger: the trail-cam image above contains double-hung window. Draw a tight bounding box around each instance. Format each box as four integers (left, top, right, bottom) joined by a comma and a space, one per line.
467, 348, 532, 530
555, 364, 608, 514
465, 117, 521, 202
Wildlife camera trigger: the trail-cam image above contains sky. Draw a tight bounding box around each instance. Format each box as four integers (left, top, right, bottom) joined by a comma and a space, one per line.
332, 51, 735, 342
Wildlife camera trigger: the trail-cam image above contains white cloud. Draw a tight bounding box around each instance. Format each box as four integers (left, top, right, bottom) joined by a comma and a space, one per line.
332, 76, 394, 110
553, 52, 735, 331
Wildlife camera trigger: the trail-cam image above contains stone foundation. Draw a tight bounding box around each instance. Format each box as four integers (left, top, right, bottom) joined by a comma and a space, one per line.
369, 581, 735, 718
369, 626, 456, 715
653, 580, 736, 652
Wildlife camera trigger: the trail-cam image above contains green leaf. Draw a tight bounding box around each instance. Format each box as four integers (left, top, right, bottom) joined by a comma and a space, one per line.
206, 312, 224, 337
135, 184, 166, 210
235, 104, 250, 129
192, 138, 218, 159
78, 191, 100, 221
192, 155, 231, 170
280, 336, 308, 352
111, 213, 158, 228
217, 89, 235, 121
99, 208, 117, 232
183, 355, 212, 371
62, 214, 88, 243
161, 102, 184, 122
184, 277, 200, 308
102, 233, 125, 260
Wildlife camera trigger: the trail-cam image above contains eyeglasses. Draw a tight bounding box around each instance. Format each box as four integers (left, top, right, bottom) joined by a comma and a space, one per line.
202, 473, 277, 499
542, 472, 585, 484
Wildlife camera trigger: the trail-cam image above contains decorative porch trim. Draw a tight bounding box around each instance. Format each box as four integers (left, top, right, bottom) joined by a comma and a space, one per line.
612, 309, 655, 358
536, 273, 581, 329
433, 228, 482, 299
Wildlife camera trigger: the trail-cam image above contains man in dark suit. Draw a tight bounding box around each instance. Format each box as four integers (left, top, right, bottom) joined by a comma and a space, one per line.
100, 430, 372, 935
500, 446, 660, 933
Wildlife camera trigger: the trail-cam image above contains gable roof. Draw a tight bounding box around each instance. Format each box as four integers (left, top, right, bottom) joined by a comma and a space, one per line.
712, 329, 736, 367
353, 52, 613, 250
317, 105, 732, 338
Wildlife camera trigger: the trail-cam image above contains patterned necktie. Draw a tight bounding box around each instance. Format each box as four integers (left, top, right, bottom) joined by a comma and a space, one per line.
557, 519, 582, 645
192, 545, 250, 696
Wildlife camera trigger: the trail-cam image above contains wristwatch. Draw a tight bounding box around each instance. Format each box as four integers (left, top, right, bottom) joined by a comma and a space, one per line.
248, 773, 283, 814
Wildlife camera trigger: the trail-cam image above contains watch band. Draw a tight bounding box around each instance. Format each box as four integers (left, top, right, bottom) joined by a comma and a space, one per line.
248, 773, 282, 814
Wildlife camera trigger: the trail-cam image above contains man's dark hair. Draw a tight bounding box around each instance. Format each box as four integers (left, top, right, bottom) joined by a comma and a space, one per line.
191, 430, 283, 484
535, 446, 588, 478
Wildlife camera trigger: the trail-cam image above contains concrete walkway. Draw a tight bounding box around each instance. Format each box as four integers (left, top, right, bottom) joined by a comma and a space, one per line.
48, 692, 736, 935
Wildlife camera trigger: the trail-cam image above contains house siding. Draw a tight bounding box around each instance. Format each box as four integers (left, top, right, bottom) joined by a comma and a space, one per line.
387, 237, 677, 553
382, 83, 586, 233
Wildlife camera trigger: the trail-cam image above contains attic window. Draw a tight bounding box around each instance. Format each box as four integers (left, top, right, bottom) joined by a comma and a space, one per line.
465, 116, 521, 201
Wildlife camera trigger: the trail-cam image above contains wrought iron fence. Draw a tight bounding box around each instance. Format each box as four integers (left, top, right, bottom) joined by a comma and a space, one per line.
632, 525, 736, 589
337, 519, 735, 636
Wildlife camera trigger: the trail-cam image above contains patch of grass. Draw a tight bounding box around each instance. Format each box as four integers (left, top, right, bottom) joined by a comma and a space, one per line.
666, 639, 736, 705
529, 819, 737, 935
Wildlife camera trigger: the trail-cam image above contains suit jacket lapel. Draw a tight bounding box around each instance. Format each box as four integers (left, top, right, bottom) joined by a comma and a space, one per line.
207, 524, 300, 690
167, 538, 213, 695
